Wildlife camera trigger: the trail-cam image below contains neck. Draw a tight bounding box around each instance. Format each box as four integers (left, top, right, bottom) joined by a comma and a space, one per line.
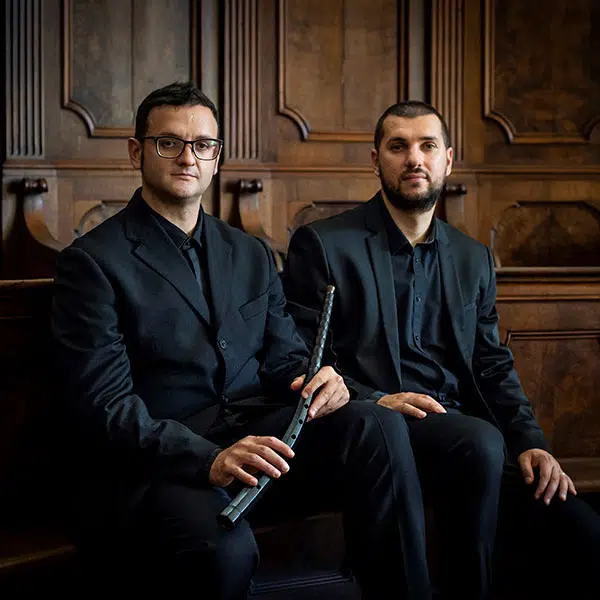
141, 185, 201, 235
381, 192, 435, 246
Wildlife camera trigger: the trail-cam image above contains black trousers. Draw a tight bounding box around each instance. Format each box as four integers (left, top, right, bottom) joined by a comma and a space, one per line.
72, 406, 600, 600
74, 401, 431, 599
405, 412, 600, 600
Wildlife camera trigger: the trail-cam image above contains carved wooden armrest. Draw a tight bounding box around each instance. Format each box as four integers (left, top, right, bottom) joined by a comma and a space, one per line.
237, 178, 286, 271
21, 178, 66, 253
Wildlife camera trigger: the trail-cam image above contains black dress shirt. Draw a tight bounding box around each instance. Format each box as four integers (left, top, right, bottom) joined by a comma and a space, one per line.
144, 201, 213, 324
379, 197, 462, 410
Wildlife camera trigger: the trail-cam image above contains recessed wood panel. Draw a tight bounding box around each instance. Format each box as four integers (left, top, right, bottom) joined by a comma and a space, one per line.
278, 0, 402, 141
492, 201, 600, 267
484, 0, 600, 144
509, 334, 600, 457
63, 0, 194, 137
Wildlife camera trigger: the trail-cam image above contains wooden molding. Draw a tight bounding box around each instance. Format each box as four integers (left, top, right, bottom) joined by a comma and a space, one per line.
21, 178, 66, 253
224, 0, 260, 159
483, 0, 600, 145
62, 0, 198, 138
5, 0, 44, 158
277, 0, 407, 143
431, 0, 465, 161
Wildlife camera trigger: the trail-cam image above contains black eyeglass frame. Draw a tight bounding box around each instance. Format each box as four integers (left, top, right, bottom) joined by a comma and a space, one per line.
139, 136, 223, 161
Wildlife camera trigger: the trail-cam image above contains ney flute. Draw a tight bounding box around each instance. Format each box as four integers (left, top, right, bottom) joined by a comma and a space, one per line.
217, 285, 335, 530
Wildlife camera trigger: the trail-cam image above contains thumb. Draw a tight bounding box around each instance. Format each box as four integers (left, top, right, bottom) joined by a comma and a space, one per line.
290, 375, 305, 390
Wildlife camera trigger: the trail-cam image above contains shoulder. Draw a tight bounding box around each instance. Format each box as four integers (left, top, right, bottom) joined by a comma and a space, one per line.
438, 220, 489, 255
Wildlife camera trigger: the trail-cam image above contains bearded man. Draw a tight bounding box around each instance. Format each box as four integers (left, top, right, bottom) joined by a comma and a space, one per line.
282, 101, 600, 600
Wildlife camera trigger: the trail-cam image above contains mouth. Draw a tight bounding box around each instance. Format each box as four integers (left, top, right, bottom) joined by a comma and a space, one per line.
402, 172, 428, 182
173, 173, 197, 179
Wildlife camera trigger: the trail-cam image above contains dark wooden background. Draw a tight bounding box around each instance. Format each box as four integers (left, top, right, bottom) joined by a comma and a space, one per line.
2, 0, 600, 593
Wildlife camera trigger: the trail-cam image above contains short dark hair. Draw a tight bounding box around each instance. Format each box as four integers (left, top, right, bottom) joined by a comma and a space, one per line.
134, 81, 219, 139
374, 101, 451, 150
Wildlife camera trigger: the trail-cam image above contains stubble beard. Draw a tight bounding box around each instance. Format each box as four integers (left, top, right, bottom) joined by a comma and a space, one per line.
380, 170, 445, 215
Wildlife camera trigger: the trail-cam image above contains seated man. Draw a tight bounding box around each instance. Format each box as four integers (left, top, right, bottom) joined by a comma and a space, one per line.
282, 100, 600, 600
51, 82, 433, 599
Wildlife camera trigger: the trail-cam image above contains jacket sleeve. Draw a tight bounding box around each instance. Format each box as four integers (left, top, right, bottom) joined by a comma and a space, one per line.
282, 226, 380, 401
51, 245, 221, 485
472, 247, 550, 458
254, 238, 310, 399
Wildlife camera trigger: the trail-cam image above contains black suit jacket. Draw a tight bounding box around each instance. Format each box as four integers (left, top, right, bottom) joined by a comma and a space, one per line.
282, 193, 548, 460
51, 190, 308, 490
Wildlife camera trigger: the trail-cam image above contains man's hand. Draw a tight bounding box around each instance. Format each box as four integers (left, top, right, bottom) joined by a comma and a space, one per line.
376, 392, 447, 418
209, 435, 294, 487
290, 365, 349, 420
518, 448, 577, 505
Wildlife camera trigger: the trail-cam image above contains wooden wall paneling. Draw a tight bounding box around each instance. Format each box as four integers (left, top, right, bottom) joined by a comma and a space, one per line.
497, 273, 600, 459
483, 0, 600, 165
63, 0, 195, 137
5, 0, 44, 159
431, 0, 465, 163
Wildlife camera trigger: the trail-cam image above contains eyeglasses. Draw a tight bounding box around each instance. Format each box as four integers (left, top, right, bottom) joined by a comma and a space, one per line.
140, 136, 223, 160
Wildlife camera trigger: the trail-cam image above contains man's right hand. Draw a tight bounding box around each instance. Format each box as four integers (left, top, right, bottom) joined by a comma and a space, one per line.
209, 435, 295, 487
377, 392, 447, 419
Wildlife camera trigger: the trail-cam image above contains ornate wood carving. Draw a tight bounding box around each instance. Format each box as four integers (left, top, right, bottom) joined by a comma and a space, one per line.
62, 0, 196, 137
430, 0, 465, 161
224, 0, 260, 160
5, 0, 44, 158
484, 0, 600, 144
277, 0, 407, 142
491, 201, 600, 268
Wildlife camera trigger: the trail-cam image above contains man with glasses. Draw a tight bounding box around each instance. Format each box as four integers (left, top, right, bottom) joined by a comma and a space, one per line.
51, 81, 420, 599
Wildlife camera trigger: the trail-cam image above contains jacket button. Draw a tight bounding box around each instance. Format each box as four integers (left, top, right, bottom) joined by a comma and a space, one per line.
218, 339, 228, 350
221, 394, 228, 403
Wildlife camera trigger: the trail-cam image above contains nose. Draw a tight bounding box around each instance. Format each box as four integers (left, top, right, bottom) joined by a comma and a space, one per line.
176, 142, 196, 166
405, 146, 423, 169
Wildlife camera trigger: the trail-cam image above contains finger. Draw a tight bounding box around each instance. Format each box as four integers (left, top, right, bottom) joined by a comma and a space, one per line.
289, 375, 305, 390
230, 465, 259, 487
311, 386, 348, 419
558, 472, 570, 501
535, 462, 552, 499
399, 403, 427, 419
301, 366, 334, 399
413, 394, 447, 414
256, 435, 295, 459
520, 458, 535, 485
542, 467, 561, 505
242, 452, 288, 479
307, 373, 344, 419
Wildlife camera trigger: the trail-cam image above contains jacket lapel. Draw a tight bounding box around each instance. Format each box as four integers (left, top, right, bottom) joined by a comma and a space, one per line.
437, 220, 466, 348
364, 198, 402, 387
203, 215, 232, 332
124, 194, 212, 323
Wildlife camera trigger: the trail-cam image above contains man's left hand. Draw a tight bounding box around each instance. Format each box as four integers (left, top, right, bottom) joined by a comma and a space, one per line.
290, 366, 349, 420
518, 448, 577, 505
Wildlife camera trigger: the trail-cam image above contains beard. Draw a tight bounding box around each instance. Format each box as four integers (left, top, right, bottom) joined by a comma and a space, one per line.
380, 169, 445, 214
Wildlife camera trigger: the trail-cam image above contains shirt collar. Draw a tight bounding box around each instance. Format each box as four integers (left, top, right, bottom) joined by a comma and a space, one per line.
141, 197, 204, 250
378, 194, 437, 254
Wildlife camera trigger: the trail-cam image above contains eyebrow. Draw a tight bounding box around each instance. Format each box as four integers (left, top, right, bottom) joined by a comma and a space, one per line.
388, 135, 440, 143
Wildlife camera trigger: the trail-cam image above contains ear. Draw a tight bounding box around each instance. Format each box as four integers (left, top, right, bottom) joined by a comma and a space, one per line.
212, 149, 221, 176
371, 148, 380, 177
128, 137, 142, 170
445, 146, 454, 177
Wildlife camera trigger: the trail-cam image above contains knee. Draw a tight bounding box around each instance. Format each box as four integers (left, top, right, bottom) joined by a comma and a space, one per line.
210, 520, 259, 575
454, 419, 505, 474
